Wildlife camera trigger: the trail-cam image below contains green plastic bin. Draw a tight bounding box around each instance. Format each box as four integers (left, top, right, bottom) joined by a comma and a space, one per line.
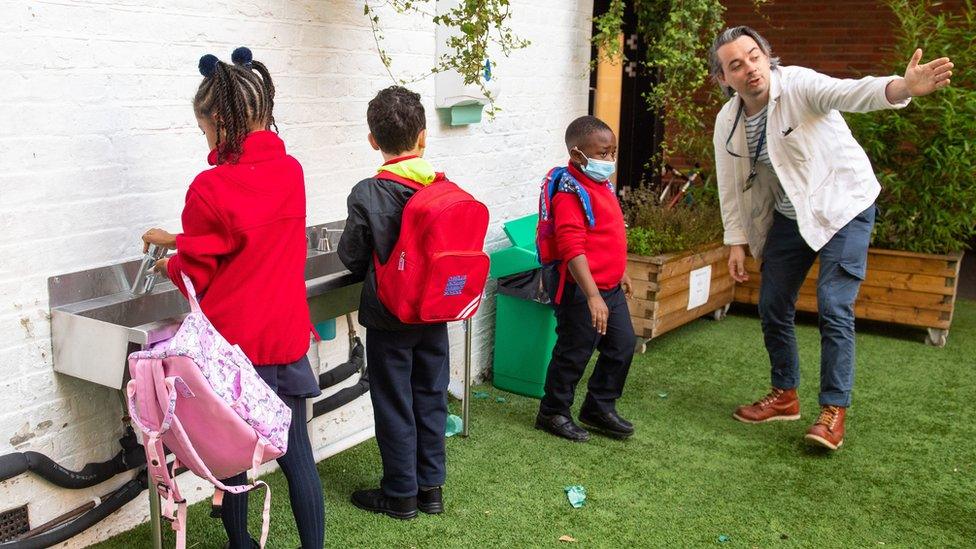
490, 214, 557, 399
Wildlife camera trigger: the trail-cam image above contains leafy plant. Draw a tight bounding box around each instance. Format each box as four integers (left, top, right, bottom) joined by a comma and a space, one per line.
622, 186, 723, 256
363, 1, 529, 115
592, 1, 728, 184
845, 0, 976, 254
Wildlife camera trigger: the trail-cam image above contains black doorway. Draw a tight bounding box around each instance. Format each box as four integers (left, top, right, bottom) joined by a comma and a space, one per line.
589, 0, 664, 191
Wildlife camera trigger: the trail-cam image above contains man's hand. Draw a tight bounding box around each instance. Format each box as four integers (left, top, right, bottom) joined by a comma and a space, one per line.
728, 244, 749, 283
142, 228, 177, 253
587, 294, 609, 336
887, 49, 952, 102
621, 272, 634, 299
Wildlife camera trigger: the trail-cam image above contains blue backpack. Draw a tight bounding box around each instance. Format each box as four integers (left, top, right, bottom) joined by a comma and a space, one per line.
535, 166, 613, 304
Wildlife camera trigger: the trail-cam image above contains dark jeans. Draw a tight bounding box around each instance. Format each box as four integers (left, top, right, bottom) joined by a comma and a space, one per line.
366, 324, 450, 498
759, 205, 875, 407
539, 284, 635, 418
221, 393, 324, 549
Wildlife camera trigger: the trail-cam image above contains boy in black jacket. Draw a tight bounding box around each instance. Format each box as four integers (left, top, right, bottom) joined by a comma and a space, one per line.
338, 86, 448, 520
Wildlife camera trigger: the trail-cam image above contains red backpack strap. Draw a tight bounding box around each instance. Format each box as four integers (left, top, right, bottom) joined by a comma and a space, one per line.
372, 170, 435, 270
376, 170, 426, 191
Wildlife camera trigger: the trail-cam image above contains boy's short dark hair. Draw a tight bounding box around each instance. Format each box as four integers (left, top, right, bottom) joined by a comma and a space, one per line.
367, 86, 426, 155
564, 115, 612, 151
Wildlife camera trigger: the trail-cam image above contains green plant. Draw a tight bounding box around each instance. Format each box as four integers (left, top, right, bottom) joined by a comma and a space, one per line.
845, 0, 976, 254
622, 186, 723, 256
592, 1, 724, 183
363, 1, 529, 115
592, 1, 773, 184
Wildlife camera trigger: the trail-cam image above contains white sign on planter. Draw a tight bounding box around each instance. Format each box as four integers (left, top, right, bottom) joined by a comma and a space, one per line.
687, 265, 712, 310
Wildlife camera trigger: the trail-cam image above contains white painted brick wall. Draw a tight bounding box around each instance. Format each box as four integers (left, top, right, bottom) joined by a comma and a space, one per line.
0, 0, 593, 544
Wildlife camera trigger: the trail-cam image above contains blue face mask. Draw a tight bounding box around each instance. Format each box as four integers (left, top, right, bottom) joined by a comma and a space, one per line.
574, 148, 616, 181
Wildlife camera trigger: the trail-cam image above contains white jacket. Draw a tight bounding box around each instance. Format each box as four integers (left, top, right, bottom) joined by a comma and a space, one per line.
713, 65, 911, 259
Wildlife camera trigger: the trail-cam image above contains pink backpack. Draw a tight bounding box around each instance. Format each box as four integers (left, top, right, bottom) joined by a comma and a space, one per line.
126, 273, 291, 548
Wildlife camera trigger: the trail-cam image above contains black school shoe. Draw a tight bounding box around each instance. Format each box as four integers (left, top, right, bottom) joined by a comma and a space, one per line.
535, 413, 590, 442
578, 408, 635, 439
418, 486, 444, 514
351, 488, 418, 520
223, 537, 259, 549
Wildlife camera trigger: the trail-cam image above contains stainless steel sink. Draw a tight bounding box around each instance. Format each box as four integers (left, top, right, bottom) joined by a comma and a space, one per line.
49, 221, 362, 389
305, 249, 363, 322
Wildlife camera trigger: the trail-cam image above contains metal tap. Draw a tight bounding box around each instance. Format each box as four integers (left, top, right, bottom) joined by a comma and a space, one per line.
317, 228, 343, 252
130, 244, 167, 296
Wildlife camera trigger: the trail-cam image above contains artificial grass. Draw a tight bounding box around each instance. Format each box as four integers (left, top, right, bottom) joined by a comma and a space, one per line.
97, 300, 976, 547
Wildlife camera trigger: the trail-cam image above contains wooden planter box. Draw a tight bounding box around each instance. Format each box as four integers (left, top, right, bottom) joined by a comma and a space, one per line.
733, 248, 964, 346
626, 244, 735, 342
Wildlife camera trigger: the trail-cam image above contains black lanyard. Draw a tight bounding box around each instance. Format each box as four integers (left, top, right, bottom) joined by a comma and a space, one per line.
724, 101, 766, 191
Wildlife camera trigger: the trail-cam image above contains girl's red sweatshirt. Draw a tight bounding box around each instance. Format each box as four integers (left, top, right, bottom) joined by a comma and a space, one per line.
167, 131, 311, 365
551, 163, 628, 290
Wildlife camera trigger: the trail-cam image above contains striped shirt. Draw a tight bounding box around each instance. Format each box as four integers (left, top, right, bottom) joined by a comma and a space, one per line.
745, 106, 796, 220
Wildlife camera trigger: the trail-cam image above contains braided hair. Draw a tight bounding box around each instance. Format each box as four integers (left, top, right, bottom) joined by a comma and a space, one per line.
194, 48, 277, 164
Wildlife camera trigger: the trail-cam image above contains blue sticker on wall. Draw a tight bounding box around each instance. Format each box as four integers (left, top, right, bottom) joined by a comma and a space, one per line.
445, 275, 468, 296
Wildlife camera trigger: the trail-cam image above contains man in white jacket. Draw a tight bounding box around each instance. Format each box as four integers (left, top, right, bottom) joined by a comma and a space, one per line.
709, 26, 952, 450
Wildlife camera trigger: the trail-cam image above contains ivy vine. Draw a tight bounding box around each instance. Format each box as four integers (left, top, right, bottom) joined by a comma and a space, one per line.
363, 1, 530, 115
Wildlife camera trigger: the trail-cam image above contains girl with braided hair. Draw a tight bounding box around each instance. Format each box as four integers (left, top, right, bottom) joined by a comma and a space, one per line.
141, 48, 325, 548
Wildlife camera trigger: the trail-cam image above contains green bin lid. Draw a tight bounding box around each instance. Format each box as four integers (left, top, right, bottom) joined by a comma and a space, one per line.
502, 214, 539, 249
489, 246, 540, 279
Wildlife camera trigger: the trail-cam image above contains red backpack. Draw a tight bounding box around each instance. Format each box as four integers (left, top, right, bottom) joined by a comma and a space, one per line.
373, 171, 490, 324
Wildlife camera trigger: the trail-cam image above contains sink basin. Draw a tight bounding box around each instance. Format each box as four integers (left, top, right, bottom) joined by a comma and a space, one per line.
50, 222, 363, 389
305, 249, 363, 322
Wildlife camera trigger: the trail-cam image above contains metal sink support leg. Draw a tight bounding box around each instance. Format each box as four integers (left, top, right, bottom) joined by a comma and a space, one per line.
148, 487, 163, 549
117, 373, 163, 549
462, 318, 472, 437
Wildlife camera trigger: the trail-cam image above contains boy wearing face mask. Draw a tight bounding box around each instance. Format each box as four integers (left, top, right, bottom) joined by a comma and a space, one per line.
534, 115, 637, 443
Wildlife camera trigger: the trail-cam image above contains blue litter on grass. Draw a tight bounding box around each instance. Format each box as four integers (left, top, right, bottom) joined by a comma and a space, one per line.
718, 534, 730, 543
445, 414, 463, 437
473, 391, 490, 399
495, 396, 507, 403
564, 485, 586, 508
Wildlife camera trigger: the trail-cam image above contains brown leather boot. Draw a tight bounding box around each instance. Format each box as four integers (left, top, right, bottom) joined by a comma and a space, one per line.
732, 387, 801, 423
804, 405, 846, 450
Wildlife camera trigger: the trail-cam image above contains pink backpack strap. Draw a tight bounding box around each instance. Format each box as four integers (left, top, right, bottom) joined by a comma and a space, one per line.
163, 413, 273, 547
179, 272, 203, 313
127, 358, 189, 548
128, 356, 273, 548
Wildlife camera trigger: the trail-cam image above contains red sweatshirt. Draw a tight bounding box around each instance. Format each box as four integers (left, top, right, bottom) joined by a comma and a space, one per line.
551, 163, 627, 290
167, 131, 311, 365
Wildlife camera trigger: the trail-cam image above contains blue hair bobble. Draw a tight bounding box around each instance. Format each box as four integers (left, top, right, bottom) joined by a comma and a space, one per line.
231, 47, 253, 68
198, 54, 219, 78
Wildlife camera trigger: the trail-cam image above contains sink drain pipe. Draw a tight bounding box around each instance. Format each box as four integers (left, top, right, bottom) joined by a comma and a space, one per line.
0, 428, 144, 490
312, 314, 369, 418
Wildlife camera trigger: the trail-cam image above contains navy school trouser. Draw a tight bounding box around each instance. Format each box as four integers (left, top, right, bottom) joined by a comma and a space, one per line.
539, 283, 636, 418
758, 205, 876, 407
221, 393, 325, 549
366, 324, 450, 498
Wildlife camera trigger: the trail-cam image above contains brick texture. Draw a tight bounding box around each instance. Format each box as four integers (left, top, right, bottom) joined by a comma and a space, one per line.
665, 0, 966, 169
0, 0, 594, 544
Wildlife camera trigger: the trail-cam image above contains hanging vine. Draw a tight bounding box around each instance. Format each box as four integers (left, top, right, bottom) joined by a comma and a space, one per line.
363, 1, 530, 114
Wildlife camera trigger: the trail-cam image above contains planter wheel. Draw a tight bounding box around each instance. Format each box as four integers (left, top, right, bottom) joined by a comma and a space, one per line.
925, 328, 948, 347
711, 304, 731, 321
